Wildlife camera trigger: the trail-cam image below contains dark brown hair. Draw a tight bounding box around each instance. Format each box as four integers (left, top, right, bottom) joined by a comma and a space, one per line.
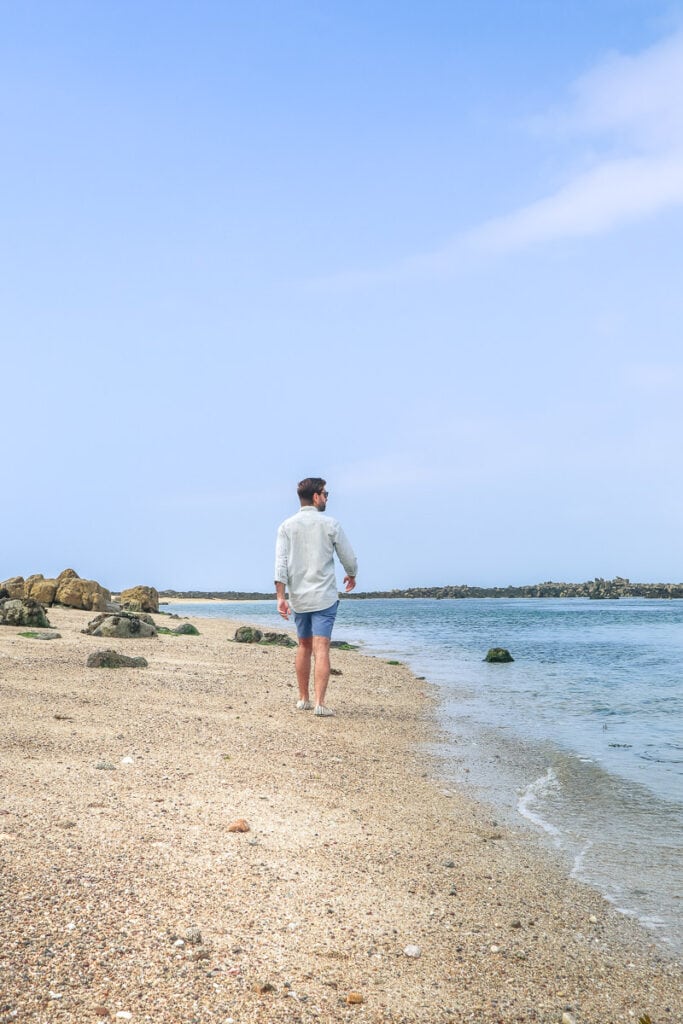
297, 477, 326, 504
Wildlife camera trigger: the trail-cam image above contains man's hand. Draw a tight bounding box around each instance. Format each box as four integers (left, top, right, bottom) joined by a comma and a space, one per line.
277, 597, 291, 619
343, 575, 356, 593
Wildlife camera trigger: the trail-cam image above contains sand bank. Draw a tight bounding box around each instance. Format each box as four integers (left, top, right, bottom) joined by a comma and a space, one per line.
1, 606, 680, 1023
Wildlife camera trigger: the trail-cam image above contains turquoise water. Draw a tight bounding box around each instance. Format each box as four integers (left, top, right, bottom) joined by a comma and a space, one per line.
167, 597, 683, 953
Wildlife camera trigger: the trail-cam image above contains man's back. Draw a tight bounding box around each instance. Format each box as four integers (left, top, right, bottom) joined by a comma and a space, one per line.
275, 506, 357, 613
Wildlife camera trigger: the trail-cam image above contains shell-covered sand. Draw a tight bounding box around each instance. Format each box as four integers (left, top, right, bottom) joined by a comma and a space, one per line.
1, 606, 680, 1023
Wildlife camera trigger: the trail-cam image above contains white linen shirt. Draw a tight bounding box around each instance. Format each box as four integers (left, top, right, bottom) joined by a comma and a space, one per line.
274, 506, 358, 613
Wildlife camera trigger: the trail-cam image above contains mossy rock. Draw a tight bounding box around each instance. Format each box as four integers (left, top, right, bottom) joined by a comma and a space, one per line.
86, 651, 148, 667
18, 631, 61, 640
234, 625, 263, 643
484, 647, 514, 663
329, 640, 358, 650
174, 623, 200, 635
259, 631, 297, 648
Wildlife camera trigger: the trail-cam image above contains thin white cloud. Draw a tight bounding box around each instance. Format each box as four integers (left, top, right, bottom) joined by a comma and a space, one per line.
454, 29, 683, 257
466, 152, 683, 251
314, 28, 683, 287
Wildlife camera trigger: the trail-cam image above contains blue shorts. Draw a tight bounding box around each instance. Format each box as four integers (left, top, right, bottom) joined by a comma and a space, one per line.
294, 601, 339, 640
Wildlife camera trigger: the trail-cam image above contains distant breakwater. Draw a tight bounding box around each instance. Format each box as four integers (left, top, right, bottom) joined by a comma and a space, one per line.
160, 577, 683, 601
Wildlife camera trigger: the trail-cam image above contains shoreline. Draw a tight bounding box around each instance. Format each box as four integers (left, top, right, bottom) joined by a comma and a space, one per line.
1, 606, 681, 1022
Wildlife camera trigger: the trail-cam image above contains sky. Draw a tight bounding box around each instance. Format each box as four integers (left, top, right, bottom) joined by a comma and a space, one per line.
3, 1, 683, 593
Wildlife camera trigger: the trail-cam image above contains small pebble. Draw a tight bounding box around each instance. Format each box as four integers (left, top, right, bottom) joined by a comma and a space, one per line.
443, 859, 455, 868
589, 914, 598, 924
49, 992, 62, 1000
120, 756, 134, 765
403, 944, 421, 958
227, 818, 250, 833
115, 1014, 132, 1021
173, 939, 185, 948
95, 760, 116, 771
490, 945, 501, 953
184, 927, 202, 944
347, 991, 364, 1004
561, 1014, 577, 1024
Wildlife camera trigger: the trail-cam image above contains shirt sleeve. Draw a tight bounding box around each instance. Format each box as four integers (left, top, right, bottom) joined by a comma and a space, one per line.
333, 523, 358, 578
274, 525, 289, 584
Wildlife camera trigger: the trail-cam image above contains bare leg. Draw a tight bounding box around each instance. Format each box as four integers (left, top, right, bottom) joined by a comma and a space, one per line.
312, 636, 331, 708
295, 638, 313, 702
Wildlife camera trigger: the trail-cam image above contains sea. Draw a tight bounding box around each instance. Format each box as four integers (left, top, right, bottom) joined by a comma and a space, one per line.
165, 596, 683, 954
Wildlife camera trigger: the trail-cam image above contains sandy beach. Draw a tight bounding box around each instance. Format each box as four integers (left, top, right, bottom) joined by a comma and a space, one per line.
1, 605, 681, 1023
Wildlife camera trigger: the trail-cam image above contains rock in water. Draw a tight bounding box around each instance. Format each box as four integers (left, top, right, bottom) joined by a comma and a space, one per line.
484, 647, 514, 663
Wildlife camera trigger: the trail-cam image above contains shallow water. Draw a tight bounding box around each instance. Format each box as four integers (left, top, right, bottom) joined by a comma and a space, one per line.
167, 596, 683, 952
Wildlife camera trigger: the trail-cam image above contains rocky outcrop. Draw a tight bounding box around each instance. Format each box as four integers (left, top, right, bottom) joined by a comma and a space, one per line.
0, 577, 26, 599
173, 623, 200, 635
0, 598, 50, 628
56, 571, 110, 611
86, 649, 148, 668
25, 575, 58, 604
119, 586, 159, 613
1, 568, 110, 610
82, 611, 157, 639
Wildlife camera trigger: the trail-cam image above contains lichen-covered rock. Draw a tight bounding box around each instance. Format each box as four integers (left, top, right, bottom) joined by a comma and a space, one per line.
0, 598, 50, 628
119, 585, 159, 613
86, 649, 148, 668
0, 576, 26, 599
234, 625, 263, 643
484, 647, 514, 663
56, 572, 110, 611
82, 611, 157, 638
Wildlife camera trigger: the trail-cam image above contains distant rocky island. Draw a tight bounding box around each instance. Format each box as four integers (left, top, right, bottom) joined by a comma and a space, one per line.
161, 577, 683, 601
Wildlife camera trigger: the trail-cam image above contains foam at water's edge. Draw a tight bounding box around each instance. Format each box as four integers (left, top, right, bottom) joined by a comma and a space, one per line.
517, 768, 562, 841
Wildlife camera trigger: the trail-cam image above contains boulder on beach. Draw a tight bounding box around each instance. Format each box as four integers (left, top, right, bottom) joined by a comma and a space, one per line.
82, 611, 157, 639
25, 575, 58, 605
234, 626, 263, 643
119, 585, 159, 613
86, 649, 149, 668
56, 570, 110, 612
484, 647, 514, 663
0, 576, 26, 599
0, 598, 51, 629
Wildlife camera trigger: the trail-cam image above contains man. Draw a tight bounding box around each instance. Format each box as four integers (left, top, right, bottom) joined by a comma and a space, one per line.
274, 477, 358, 717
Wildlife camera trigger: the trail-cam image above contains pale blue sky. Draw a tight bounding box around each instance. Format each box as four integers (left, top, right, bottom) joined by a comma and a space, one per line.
3, 1, 683, 592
